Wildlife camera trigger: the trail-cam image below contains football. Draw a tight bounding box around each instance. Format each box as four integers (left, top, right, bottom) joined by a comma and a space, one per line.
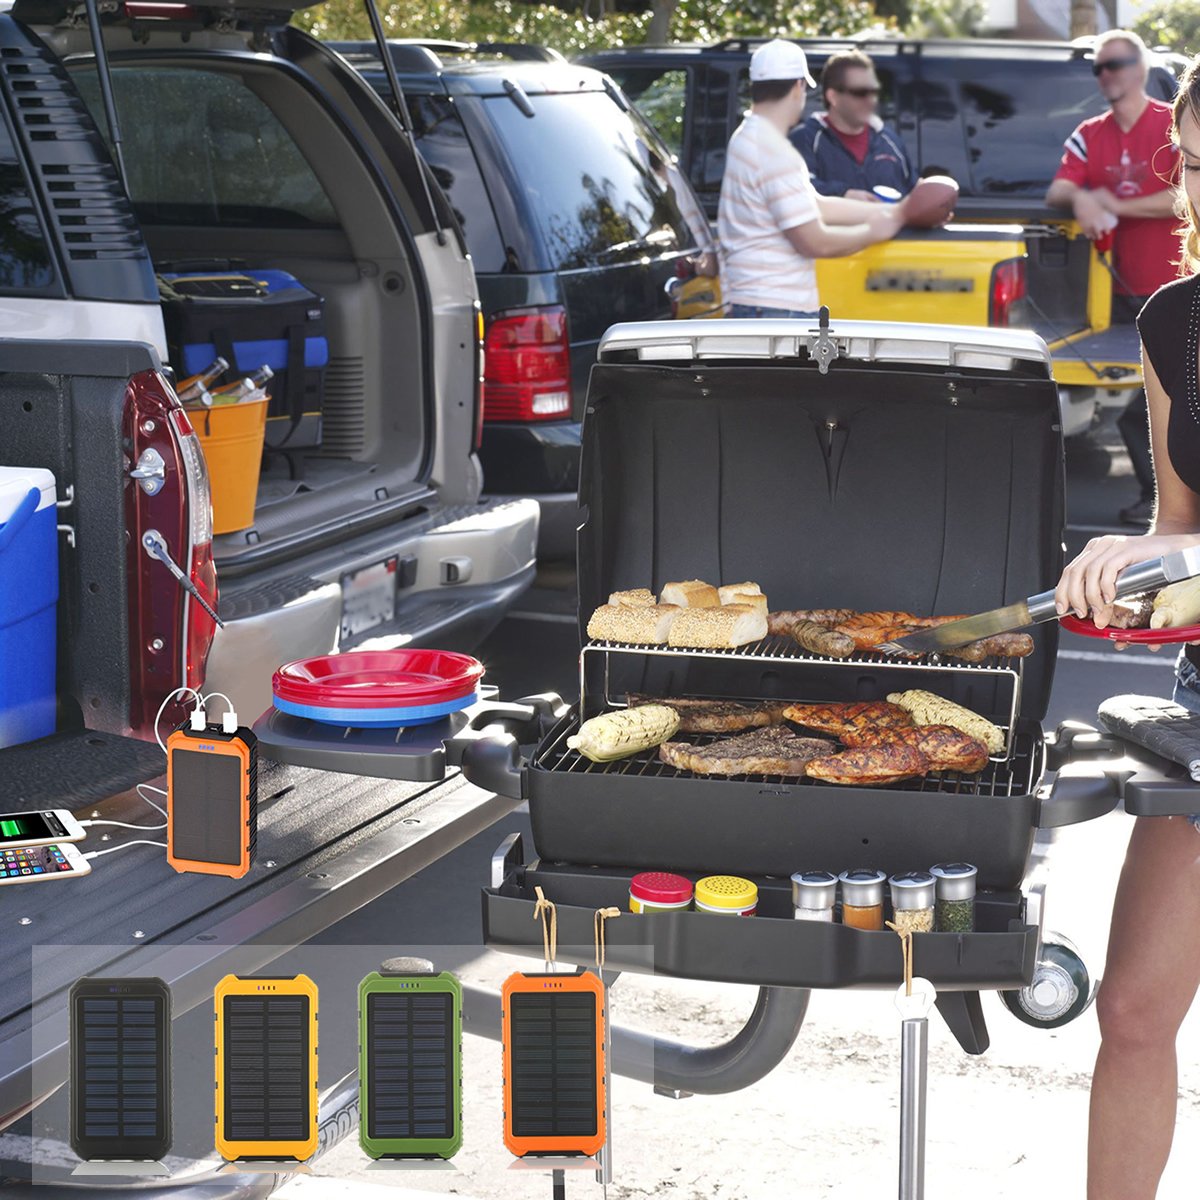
900, 175, 959, 229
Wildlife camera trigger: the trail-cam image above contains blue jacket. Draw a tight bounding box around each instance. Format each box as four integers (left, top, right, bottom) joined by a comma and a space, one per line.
789, 113, 915, 197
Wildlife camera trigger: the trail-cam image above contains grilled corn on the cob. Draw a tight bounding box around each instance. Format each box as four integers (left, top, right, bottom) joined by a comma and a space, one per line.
1150, 578, 1200, 629
567, 705, 680, 762
886, 690, 1003, 754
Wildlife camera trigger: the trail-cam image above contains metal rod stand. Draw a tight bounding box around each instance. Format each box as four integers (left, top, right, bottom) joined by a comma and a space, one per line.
898, 1017, 928, 1200
552, 1167, 566, 1199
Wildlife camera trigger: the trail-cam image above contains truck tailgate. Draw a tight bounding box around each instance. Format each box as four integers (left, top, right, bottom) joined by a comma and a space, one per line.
0, 759, 517, 1122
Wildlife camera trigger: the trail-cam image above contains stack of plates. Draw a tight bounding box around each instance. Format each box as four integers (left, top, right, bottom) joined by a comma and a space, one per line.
272, 650, 484, 727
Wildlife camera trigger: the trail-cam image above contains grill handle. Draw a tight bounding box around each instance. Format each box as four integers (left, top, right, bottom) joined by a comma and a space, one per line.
445, 693, 568, 800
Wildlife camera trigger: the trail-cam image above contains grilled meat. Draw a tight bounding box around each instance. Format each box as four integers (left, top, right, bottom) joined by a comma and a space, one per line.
841, 724, 989, 773
945, 632, 1036, 662
782, 700, 914, 740
1107, 594, 1155, 629
768, 609, 857, 634
627, 694, 787, 734
805, 743, 930, 786
658, 726, 833, 777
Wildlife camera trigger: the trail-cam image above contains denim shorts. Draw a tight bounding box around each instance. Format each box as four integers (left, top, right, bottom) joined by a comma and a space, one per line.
1169, 652, 1200, 830
728, 304, 819, 319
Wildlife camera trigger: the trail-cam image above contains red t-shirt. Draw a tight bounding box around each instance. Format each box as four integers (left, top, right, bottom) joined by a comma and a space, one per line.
1054, 99, 1179, 297
830, 123, 871, 166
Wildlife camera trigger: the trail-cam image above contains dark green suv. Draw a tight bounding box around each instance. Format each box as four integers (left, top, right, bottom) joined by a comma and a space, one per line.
336, 41, 707, 558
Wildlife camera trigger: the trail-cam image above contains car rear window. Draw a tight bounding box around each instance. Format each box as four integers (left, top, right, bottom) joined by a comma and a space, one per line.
483, 90, 698, 271
72, 67, 339, 229
929, 56, 1171, 197
0, 106, 56, 294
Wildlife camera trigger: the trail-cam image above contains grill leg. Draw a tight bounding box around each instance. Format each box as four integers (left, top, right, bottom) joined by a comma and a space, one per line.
934, 990, 989, 1055
898, 1017, 928, 1200
552, 1167, 567, 1199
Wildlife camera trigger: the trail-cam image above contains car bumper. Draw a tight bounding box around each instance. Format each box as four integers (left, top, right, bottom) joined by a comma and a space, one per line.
477, 419, 582, 494
204, 498, 539, 719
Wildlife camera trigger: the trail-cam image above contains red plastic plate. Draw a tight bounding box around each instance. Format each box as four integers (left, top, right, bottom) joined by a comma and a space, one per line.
1059, 614, 1200, 644
273, 649, 484, 709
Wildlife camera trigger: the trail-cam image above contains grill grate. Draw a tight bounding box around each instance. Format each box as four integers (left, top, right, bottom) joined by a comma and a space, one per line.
509, 992, 599, 1140
365, 993, 454, 1141
223, 996, 310, 1144
537, 712, 1040, 798
78, 996, 164, 1143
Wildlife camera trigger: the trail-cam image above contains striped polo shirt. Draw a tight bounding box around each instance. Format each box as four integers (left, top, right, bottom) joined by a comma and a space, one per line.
718, 112, 820, 311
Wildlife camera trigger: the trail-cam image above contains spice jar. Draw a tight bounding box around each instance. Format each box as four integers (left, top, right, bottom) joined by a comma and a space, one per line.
791, 871, 838, 922
630, 871, 694, 914
930, 862, 978, 933
694, 875, 758, 917
889, 871, 937, 934
837, 869, 887, 930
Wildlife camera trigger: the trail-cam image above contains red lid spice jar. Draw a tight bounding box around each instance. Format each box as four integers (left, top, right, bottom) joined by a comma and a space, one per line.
629, 872, 694, 914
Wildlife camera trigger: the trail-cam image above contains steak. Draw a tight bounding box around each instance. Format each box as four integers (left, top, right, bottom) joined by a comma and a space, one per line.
658, 726, 833, 776
628, 694, 787, 734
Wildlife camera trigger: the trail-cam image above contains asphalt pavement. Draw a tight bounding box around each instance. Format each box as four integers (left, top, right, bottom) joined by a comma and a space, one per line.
275, 410, 1199, 1198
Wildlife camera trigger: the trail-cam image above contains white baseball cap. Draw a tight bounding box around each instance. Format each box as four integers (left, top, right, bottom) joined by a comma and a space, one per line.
749, 39, 817, 87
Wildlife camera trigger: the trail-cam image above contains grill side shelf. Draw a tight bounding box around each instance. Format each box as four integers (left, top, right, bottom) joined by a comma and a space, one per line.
580, 636, 1024, 757
482, 871, 1038, 992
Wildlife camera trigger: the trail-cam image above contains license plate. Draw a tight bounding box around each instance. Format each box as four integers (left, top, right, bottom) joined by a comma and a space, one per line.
341, 558, 398, 640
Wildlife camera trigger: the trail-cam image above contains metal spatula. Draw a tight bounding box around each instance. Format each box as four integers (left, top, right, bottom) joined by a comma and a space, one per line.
879, 545, 1200, 656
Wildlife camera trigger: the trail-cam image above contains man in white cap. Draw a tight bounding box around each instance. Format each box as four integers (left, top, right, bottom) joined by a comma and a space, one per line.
718, 39, 902, 318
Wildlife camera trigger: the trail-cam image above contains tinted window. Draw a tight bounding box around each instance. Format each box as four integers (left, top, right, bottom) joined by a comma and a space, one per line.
403, 92, 506, 272
0, 107, 56, 294
483, 91, 697, 270
610, 67, 689, 156
73, 68, 338, 228
927, 56, 1113, 196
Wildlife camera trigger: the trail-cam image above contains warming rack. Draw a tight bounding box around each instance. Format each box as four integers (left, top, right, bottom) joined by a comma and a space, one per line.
579, 636, 1025, 758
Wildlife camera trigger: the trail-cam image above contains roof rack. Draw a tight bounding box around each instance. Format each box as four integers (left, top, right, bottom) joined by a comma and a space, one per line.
326, 38, 563, 72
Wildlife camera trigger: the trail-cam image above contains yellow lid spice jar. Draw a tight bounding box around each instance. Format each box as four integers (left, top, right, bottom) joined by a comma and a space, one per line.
694, 875, 758, 917
838, 868, 887, 930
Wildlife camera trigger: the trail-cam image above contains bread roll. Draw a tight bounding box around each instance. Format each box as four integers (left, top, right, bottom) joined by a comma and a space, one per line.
608, 588, 656, 607
660, 580, 720, 607
726, 591, 767, 614
667, 604, 768, 649
588, 603, 680, 644
718, 581, 762, 604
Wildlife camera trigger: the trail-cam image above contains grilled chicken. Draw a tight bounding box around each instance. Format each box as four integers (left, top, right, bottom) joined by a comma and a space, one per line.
841, 724, 989, 773
782, 700, 914, 740
627, 694, 787, 734
805, 743, 930, 786
659, 726, 833, 777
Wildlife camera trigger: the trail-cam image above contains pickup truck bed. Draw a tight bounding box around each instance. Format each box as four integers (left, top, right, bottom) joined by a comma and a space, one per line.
0, 757, 518, 1130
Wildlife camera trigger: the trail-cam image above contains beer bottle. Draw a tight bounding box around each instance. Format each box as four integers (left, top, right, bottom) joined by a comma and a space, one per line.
209, 377, 257, 405
176, 356, 229, 404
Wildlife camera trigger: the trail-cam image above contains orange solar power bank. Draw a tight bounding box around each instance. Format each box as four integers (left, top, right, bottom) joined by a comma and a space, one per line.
501, 968, 606, 1158
166, 724, 257, 878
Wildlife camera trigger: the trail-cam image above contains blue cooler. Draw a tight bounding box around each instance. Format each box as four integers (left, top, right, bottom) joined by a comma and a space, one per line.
0, 467, 58, 749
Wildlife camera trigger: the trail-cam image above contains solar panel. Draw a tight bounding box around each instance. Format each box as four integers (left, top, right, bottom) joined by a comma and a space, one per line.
358, 965, 462, 1160
214, 975, 318, 1162
70, 978, 171, 1162
502, 971, 606, 1158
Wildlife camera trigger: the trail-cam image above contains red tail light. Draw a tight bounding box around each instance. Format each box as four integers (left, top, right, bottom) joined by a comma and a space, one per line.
989, 257, 1027, 327
483, 306, 573, 422
123, 372, 217, 737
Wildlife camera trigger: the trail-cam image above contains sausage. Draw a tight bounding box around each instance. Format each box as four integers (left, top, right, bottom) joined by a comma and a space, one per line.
790, 620, 857, 658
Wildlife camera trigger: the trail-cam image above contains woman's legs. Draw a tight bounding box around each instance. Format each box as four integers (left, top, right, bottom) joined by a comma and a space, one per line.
1088, 815, 1200, 1198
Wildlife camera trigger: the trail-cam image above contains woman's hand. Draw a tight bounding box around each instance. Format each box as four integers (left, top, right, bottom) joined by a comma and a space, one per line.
1054, 532, 1200, 628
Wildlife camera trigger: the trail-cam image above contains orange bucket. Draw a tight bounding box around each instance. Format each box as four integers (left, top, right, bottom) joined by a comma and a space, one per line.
191, 398, 268, 534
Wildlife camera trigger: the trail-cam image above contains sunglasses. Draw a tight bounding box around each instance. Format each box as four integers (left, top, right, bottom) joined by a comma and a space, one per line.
1092, 56, 1140, 76
836, 86, 881, 98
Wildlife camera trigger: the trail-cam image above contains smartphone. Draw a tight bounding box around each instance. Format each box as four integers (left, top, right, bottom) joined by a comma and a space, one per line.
0, 809, 86, 848
0, 842, 91, 884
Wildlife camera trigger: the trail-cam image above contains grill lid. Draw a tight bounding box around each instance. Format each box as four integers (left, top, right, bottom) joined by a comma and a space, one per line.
577, 318, 1064, 721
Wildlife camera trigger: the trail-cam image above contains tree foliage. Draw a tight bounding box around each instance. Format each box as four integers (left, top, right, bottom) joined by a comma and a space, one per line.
1134, 0, 1200, 58
295, 0, 883, 53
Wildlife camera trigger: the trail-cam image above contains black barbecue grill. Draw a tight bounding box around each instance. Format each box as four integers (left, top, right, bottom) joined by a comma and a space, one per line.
451, 316, 1153, 1055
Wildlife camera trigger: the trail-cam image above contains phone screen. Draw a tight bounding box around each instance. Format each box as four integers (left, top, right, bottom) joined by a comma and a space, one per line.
0, 844, 78, 879
0, 812, 67, 846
